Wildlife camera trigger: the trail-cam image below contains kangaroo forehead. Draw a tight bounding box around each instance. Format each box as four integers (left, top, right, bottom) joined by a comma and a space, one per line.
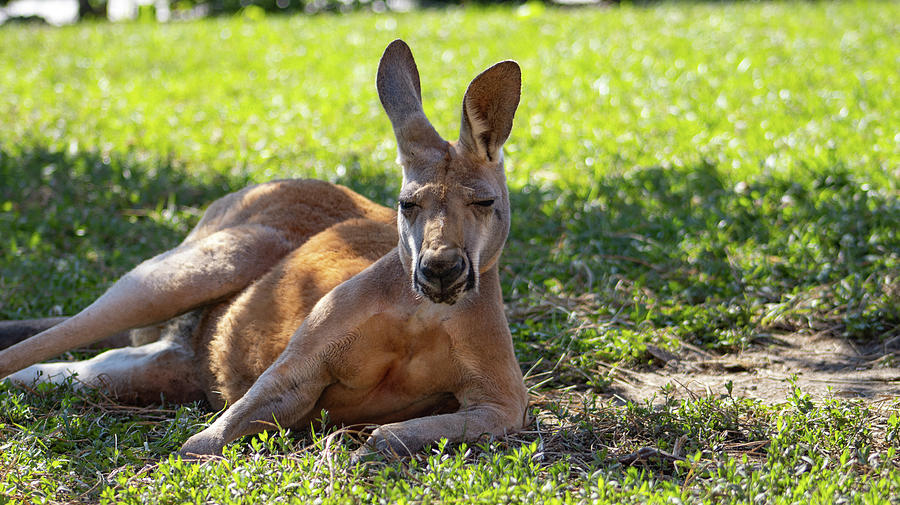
399, 180, 499, 201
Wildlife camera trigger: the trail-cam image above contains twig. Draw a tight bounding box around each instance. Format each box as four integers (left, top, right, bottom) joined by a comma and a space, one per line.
617, 446, 685, 465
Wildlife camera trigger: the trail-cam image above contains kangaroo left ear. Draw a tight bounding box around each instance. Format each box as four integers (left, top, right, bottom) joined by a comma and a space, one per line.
377, 39, 446, 165
458, 61, 521, 163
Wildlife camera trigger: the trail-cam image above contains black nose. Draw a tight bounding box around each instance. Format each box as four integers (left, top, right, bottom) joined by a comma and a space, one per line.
419, 253, 466, 288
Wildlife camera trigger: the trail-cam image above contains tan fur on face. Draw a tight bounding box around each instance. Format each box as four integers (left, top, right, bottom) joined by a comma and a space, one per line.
397, 143, 511, 304
1, 40, 528, 460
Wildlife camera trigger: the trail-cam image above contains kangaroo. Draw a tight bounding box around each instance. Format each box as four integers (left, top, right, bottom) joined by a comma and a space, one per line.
0, 40, 528, 459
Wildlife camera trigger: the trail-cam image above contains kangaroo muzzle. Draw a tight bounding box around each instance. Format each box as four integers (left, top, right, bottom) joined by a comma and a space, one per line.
415, 248, 470, 304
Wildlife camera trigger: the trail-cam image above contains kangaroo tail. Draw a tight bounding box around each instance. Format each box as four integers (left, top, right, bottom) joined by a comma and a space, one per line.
0, 317, 134, 354
0, 318, 70, 351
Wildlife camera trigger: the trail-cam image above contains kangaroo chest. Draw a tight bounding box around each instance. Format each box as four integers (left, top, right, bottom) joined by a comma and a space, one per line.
313, 310, 463, 426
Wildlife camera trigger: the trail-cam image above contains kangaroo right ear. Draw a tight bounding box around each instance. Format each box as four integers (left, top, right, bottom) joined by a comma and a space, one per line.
377, 40, 445, 163
458, 61, 521, 163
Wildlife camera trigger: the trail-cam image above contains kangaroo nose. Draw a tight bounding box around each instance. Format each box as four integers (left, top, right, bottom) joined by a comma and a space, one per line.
419, 250, 466, 289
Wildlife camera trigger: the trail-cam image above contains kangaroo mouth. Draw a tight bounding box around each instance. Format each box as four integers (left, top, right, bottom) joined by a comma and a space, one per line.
413, 253, 476, 305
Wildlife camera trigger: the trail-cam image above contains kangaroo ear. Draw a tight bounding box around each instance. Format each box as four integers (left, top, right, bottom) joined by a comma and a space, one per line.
377, 40, 445, 162
458, 60, 521, 163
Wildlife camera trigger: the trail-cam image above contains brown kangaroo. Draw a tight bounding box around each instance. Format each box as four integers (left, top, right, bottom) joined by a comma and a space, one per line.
0, 39, 528, 459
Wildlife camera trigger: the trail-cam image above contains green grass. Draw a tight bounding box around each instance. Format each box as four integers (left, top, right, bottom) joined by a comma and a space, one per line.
1, 1, 899, 503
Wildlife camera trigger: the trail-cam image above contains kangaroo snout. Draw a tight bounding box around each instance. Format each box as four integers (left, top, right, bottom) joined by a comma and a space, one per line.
416, 249, 468, 302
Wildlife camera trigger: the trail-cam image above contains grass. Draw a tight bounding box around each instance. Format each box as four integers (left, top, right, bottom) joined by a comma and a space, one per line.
1, 1, 899, 503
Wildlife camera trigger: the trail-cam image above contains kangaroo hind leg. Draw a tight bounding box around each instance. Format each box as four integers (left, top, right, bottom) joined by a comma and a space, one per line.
6, 339, 205, 404
5, 312, 206, 404
0, 224, 291, 378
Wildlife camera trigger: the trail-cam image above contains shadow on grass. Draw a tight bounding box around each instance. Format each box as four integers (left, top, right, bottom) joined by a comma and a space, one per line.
2, 143, 897, 382
505, 162, 899, 388
0, 144, 403, 320
508, 161, 899, 301
0, 145, 252, 318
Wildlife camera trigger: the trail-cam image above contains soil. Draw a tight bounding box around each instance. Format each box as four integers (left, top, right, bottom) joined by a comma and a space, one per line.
607, 333, 900, 404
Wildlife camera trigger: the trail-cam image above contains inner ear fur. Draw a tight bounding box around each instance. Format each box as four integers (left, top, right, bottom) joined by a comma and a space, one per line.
376, 40, 445, 159
458, 60, 521, 163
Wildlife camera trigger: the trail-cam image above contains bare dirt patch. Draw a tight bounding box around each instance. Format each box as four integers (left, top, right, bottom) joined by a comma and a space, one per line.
608, 333, 900, 404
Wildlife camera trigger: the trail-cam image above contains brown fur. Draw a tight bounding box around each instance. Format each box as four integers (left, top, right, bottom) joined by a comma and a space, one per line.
205, 217, 399, 406
0, 40, 528, 459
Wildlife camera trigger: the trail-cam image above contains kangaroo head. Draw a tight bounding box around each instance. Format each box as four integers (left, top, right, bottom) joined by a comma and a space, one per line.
376, 40, 520, 305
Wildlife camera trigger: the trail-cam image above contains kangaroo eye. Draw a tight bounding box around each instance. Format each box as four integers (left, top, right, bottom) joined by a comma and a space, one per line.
399, 201, 417, 210
473, 199, 495, 207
